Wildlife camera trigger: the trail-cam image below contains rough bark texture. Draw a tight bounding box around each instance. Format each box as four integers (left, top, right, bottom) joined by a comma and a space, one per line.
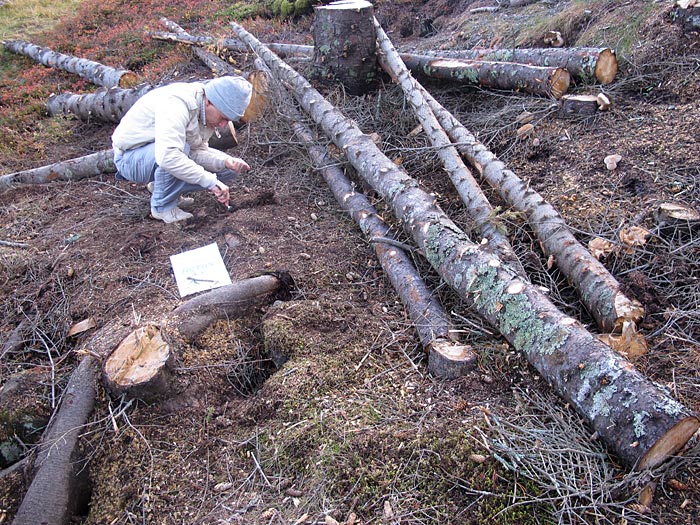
47, 83, 154, 122
159, 17, 233, 75
11, 356, 97, 525
0, 150, 116, 190
400, 53, 570, 98
230, 20, 699, 469
291, 120, 475, 376
418, 86, 644, 333
425, 46, 618, 84
312, 0, 378, 95
3, 40, 138, 88
374, 18, 526, 278
164, 274, 289, 340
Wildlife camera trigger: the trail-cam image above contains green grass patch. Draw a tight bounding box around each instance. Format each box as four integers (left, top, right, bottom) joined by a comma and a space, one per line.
0, 0, 84, 41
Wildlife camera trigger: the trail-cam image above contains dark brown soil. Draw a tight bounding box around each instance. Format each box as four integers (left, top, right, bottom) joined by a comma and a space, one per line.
1, 1, 699, 524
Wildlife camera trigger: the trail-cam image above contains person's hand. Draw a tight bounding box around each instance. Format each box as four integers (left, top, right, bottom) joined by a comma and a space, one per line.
225, 157, 250, 173
210, 180, 230, 205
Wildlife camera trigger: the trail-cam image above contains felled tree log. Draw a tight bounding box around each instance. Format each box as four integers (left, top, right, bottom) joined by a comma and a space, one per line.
312, 0, 378, 95
11, 356, 97, 525
46, 83, 154, 122
159, 17, 233, 76
400, 53, 570, 98
102, 274, 289, 400
417, 87, 643, 333
149, 31, 569, 98
3, 40, 138, 88
373, 18, 525, 277
0, 150, 116, 190
231, 20, 699, 469
425, 47, 618, 84
165, 274, 289, 340
291, 120, 475, 378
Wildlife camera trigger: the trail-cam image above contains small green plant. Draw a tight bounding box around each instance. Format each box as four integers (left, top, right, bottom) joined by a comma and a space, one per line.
215, 2, 263, 21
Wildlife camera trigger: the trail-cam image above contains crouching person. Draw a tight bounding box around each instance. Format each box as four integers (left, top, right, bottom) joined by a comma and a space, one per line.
112, 76, 252, 223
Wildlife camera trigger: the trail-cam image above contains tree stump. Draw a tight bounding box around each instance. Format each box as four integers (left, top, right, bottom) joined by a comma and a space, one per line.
560, 94, 600, 116
103, 325, 175, 401
313, 0, 378, 96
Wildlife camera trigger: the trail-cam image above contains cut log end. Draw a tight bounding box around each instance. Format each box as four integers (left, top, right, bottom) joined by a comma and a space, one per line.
117, 71, 139, 89
428, 340, 477, 379
595, 48, 618, 84
103, 324, 174, 400
638, 416, 700, 470
612, 293, 645, 332
549, 67, 570, 99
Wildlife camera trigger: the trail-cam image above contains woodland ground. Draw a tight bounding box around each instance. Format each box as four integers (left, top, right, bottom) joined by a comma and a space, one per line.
0, 0, 699, 524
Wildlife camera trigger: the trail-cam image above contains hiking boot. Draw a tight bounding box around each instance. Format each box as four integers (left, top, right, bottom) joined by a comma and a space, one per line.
147, 182, 194, 208
150, 206, 193, 224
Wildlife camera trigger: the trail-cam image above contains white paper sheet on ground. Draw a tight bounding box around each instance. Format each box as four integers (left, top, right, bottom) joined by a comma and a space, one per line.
169, 242, 232, 297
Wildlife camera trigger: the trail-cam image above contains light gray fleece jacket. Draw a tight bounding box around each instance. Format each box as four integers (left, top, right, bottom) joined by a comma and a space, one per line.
111, 82, 230, 189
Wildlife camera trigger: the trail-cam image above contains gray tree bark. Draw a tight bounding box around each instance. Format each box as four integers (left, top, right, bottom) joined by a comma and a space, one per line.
3, 40, 138, 88
417, 87, 644, 333
291, 119, 475, 377
47, 84, 154, 122
229, 20, 699, 470
0, 150, 116, 190
312, 0, 378, 95
374, 18, 526, 278
425, 47, 618, 84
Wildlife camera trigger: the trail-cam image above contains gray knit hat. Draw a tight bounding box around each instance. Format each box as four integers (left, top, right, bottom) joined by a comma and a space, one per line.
203, 76, 253, 122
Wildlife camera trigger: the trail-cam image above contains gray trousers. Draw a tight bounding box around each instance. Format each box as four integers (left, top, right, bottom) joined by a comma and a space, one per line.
114, 142, 237, 213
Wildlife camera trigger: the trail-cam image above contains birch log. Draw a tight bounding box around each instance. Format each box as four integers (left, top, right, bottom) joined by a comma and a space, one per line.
47, 84, 154, 122
373, 19, 525, 277
292, 120, 475, 377
0, 150, 116, 190
3, 40, 138, 88
416, 86, 644, 333
230, 20, 699, 469
425, 47, 618, 84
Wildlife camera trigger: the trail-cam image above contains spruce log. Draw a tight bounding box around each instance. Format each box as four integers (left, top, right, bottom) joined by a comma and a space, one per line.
422, 47, 618, 84
3, 40, 138, 88
373, 18, 525, 277
11, 357, 97, 525
0, 150, 116, 190
149, 31, 570, 98
291, 119, 475, 377
47, 83, 154, 122
230, 20, 699, 469
400, 53, 570, 98
164, 273, 289, 340
312, 0, 378, 96
159, 17, 233, 76
417, 87, 644, 333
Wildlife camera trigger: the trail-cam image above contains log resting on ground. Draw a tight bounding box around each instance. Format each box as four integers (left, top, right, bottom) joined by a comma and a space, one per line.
374, 17, 526, 278
47, 83, 154, 122
11, 357, 96, 525
0, 150, 116, 190
230, 20, 699, 469
149, 32, 569, 98
3, 40, 138, 88
291, 119, 475, 377
417, 87, 643, 333
399, 53, 570, 98
424, 47, 618, 84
